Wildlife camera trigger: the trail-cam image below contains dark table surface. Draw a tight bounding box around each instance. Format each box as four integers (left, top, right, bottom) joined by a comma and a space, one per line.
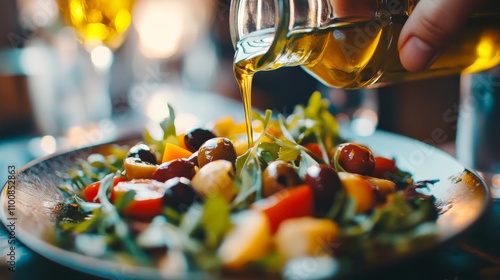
1, 92, 500, 280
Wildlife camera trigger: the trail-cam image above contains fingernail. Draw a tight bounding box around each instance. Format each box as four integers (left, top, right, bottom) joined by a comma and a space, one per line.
400, 36, 440, 72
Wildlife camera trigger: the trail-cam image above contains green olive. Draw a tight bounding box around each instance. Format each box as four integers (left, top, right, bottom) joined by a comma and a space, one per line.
262, 161, 302, 197
197, 137, 237, 168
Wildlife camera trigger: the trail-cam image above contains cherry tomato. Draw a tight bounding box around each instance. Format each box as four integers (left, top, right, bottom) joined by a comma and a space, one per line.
110, 179, 166, 219
371, 156, 397, 179
333, 143, 375, 175
303, 143, 323, 159
251, 184, 313, 233
83, 176, 126, 202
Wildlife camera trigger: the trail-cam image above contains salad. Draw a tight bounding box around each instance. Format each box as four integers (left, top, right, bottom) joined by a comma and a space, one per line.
57, 92, 439, 278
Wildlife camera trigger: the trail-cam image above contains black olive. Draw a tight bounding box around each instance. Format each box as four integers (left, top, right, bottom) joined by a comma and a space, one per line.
163, 177, 201, 213
262, 161, 303, 197
197, 137, 237, 168
304, 164, 342, 217
127, 143, 157, 165
152, 159, 196, 183
184, 128, 217, 152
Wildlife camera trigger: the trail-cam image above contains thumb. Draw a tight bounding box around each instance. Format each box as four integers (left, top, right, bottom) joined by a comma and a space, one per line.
398, 0, 487, 72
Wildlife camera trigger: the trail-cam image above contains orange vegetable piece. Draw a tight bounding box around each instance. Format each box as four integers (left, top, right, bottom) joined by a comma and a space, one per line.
176, 133, 188, 150
212, 116, 236, 137
161, 143, 193, 163
338, 172, 376, 213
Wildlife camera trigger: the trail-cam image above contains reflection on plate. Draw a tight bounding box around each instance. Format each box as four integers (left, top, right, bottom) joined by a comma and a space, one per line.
0, 131, 490, 279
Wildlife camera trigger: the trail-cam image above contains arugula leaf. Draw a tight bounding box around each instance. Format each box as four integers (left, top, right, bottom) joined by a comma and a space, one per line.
163, 207, 183, 225
297, 150, 320, 178
57, 145, 128, 197
278, 115, 297, 142
179, 203, 204, 238
232, 110, 273, 209
143, 104, 178, 158
257, 142, 280, 162
72, 195, 102, 213
59, 209, 102, 233
202, 196, 232, 249
266, 118, 320, 176
277, 145, 301, 162
233, 150, 262, 208
112, 190, 136, 212
284, 91, 342, 159
332, 148, 347, 172
160, 104, 177, 138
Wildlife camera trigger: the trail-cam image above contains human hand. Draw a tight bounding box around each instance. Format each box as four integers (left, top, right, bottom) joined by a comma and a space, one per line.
398, 0, 487, 72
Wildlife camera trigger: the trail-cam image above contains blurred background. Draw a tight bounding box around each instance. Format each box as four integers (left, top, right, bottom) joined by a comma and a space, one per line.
0, 0, 460, 171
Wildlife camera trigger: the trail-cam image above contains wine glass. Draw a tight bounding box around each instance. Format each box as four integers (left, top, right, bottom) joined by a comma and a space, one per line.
55, 0, 136, 122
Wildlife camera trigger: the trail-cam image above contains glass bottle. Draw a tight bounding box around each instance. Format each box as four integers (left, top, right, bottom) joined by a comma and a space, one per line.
230, 0, 500, 89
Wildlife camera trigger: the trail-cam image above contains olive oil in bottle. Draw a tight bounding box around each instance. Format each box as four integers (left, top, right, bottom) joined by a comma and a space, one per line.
233, 4, 500, 144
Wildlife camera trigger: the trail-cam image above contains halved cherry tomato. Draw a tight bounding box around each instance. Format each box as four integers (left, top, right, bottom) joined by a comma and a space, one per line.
83, 176, 126, 202
251, 184, 313, 233
371, 156, 397, 179
110, 179, 166, 219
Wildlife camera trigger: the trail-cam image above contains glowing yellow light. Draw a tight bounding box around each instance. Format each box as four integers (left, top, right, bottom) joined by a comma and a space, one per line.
87, 9, 103, 23
86, 23, 109, 41
69, 0, 85, 23
40, 135, 57, 154
464, 31, 500, 73
115, 10, 132, 33
477, 37, 494, 58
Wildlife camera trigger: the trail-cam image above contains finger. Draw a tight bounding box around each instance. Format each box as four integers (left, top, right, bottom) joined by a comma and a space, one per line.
398, 0, 486, 72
